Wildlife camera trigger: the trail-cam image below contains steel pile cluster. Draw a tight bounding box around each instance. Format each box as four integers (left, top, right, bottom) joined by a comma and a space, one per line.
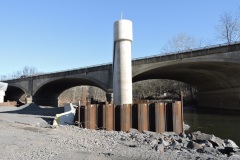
75, 100, 183, 134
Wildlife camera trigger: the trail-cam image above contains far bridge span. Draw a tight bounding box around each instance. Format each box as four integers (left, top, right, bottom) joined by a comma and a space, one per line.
4, 42, 240, 110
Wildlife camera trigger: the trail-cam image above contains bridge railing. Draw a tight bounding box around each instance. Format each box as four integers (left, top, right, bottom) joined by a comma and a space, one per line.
132, 41, 240, 61
3, 41, 240, 81
2, 62, 112, 81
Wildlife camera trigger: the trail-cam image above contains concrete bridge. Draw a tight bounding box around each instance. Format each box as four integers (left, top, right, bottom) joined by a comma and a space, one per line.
4, 42, 240, 110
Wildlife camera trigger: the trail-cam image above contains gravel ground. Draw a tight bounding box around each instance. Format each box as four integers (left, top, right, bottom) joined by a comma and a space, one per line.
0, 104, 239, 160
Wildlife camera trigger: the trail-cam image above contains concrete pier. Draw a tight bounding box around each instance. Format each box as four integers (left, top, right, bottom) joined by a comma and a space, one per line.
113, 19, 133, 105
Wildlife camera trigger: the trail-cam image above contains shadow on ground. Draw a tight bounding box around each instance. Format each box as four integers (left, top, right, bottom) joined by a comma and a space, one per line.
0, 103, 65, 125
0, 103, 64, 116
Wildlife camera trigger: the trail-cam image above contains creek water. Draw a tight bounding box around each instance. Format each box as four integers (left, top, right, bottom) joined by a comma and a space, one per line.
184, 107, 240, 146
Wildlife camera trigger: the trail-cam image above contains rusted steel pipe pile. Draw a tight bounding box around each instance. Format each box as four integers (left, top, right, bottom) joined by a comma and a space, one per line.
76, 101, 183, 134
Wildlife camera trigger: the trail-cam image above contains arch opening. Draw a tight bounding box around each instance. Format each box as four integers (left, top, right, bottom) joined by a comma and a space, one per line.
33, 77, 108, 107
133, 62, 240, 91
58, 85, 106, 107
5, 85, 26, 105
133, 79, 197, 106
133, 61, 240, 109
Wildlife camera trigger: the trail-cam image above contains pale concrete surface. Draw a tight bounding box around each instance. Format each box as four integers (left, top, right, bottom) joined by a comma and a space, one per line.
113, 19, 133, 105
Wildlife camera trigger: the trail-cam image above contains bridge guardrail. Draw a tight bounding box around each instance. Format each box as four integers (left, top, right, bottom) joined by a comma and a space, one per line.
132, 41, 240, 61
3, 41, 240, 81
2, 62, 112, 81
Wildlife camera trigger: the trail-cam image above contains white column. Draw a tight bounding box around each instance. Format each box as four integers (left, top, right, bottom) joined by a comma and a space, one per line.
0, 91, 5, 103
113, 19, 133, 105
0, 82, 8, 103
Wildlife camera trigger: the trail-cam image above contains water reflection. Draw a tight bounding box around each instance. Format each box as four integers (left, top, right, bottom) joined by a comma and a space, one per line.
184, 107, 240, 146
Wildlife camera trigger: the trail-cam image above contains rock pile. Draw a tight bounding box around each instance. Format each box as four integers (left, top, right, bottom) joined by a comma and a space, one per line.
54, 126, 240, 159
123, 128, 240, 158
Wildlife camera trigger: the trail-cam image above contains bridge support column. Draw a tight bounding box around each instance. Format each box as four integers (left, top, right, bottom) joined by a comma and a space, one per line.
113, 19, 133, 106
25, 96, 33, 104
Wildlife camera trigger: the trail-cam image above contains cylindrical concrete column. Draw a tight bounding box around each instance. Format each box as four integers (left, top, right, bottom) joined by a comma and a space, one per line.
113, 19, 133, 106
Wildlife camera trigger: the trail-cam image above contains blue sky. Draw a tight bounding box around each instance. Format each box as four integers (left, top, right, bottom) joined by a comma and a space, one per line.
1, 0, 239, 76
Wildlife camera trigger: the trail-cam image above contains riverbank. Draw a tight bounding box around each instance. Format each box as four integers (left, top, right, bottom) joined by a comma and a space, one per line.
184, 107, 240, 146
0, 104, 239, 160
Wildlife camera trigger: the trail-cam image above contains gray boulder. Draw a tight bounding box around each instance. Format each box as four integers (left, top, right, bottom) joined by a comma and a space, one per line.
142, 130, 156, 136
203, 147, 220, 155
208, 135, 225, 148
162, 132, 176, 137
127, 128, 139, 135
187, 141, 203, 149
183, 122, 190, 131
192, 131, 225, 148
153, 133, 163, 140
159, 138, 170, 147
170, 139, 180, 147
150, 139, 159, 148
224, 139, 239, 148
155, 144, 164, 153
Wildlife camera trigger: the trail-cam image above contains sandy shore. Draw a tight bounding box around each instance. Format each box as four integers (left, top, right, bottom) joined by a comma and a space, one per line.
0, 104, 239, 160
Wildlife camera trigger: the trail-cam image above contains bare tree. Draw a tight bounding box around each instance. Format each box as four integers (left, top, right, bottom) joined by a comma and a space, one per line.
142, 33, 202, 104
11, 66, 40, 78
0, 75, 7, 81
22, 66, 39, 76
216, 11, 240, 44
88, 86, 106, 101
59, 85, 106, 105
12, 70, 21, 79
162, 33, 204, 53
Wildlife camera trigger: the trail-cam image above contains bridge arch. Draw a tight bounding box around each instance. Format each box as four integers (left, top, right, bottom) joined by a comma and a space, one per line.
133, 58, 240, 91
5, 84, 28, 103
33, 76, 108, 106
132, 57, 240, 109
